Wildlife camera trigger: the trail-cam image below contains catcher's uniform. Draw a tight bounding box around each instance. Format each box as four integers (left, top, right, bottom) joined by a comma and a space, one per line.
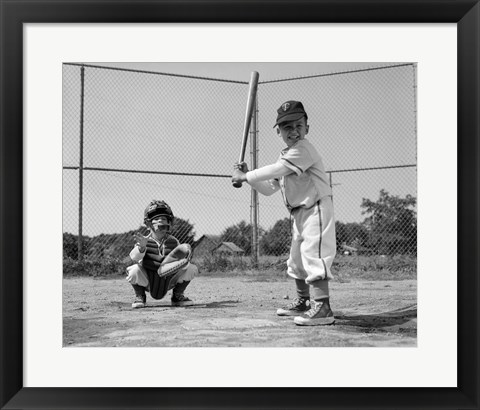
126, 234, 197, 300
248, 138, 336, 299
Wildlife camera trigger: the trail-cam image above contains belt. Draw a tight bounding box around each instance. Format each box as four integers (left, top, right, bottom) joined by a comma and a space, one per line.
288, 196, 332, 213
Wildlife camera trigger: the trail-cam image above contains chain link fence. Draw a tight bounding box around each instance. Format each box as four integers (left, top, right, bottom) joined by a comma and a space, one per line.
63, 63, 416, 268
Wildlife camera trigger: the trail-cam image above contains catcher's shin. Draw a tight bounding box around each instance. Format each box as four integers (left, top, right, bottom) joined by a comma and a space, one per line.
157, 243, 192, 278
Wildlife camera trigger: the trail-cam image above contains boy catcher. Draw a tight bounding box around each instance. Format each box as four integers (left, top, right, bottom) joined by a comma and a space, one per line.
232, 101, 336, 326
126, 200, 198, 308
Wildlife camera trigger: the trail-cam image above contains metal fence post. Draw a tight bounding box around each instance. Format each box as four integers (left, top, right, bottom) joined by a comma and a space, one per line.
78, 66, 85, 261
250, 95, 259, 265
413, 63, 418, 162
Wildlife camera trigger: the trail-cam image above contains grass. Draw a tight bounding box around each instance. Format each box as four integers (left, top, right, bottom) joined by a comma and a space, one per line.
63, 254, 416, 282
332, 254, 417, 282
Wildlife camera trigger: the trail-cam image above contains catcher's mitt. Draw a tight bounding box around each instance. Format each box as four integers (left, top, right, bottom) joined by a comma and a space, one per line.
157, 243, 192, 278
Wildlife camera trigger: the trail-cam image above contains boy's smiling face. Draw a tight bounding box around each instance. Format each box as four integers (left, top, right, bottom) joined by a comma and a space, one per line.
277, 116, 309, 148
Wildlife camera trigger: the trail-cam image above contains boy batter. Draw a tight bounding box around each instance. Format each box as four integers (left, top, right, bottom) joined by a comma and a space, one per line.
126, 199, 197, 309
232, 101, 336, 326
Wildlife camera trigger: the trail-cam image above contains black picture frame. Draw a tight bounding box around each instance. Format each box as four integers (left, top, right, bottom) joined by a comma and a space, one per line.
1, 1, 478, 409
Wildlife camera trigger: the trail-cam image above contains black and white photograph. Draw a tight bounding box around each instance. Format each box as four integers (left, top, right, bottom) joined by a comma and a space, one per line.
1, 1, 479, 408
62, 62, 418, 347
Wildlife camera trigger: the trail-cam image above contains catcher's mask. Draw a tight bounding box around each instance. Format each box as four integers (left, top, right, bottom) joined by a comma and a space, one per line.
144, 200, 174, 226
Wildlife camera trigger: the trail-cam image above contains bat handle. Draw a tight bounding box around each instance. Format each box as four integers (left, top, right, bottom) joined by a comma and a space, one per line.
232, 159, 246, 188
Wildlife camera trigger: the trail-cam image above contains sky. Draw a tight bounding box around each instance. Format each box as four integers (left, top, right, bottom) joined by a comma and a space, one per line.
62, 62, 416, 238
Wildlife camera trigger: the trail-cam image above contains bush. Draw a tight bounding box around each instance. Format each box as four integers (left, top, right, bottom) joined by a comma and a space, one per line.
197, 253, 290, 273
332, 254, 416, 281
199, 254, 246, 272
63, 257, 128, 278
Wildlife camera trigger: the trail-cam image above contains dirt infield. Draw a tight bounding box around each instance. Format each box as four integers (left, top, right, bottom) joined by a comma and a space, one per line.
63, 275, 416, 347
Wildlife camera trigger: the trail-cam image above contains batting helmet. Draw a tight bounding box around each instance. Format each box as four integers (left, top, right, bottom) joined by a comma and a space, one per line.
143, 200, 174, 225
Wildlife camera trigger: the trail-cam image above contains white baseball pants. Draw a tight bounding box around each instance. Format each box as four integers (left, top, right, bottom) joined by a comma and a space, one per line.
126, 263, 197, 290
286, 196, 336, 299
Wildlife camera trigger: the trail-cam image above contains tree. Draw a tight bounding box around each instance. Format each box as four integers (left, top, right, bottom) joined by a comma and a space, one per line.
220, 220, 253, 255
361, 189, 417, 255
335, 221, 368, 251
63, 232, 78, 259
63, 217, 196, 262
171, 217, 196, 246
260, 218, 291, 256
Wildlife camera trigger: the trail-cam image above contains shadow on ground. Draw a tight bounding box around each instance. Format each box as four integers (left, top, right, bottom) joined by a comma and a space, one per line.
335, 304, 417, 333
108, 300, 241, 310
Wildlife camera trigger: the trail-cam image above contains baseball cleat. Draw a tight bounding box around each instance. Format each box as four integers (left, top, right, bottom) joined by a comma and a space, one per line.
276, 297, 310, 316
132, 295, 146, 309
293, 300, 335, 326
171, 294, 194, 307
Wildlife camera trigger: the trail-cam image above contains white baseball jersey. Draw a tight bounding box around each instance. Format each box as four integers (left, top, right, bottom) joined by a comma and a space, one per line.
278, 139, 332, 210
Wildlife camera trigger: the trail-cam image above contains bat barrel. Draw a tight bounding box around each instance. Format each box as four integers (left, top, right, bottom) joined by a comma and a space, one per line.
238, 71, 259, 162
233, 71, 259, 189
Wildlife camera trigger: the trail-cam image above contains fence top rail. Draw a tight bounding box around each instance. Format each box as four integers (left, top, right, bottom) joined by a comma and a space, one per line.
63, 62, 415, 85
63, 63, 249, 84
63, 164, 416, 177
261, 63, 416, 84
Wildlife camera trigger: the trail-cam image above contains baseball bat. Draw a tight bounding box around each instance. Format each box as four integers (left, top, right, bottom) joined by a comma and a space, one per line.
232, 71, 260, 188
